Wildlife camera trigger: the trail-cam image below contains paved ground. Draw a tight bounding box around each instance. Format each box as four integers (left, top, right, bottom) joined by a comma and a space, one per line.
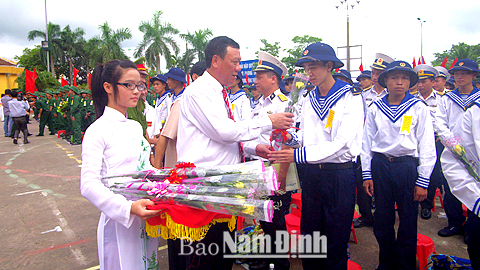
0, 122, 470, 270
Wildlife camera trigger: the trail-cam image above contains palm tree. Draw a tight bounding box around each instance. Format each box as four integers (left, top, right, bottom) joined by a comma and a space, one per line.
180, 28, 213, 61
60, 25, 86, 84
134, 11, 179, 72
92, 21, 132, 63
171, 49, 196, 74
27, 22, 63, 77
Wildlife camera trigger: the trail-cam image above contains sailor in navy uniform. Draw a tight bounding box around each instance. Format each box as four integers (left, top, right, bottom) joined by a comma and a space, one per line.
362, 53, 394, 108
413, 65, 446, 220
362, 61, 436, 270
433, 66, 451, 95
333, 69, 354, 85
435, 59, 480, 238
269, 42, 364, 270
441, 100, 480, 269
228, 72, 252, 121
357, 70, 373, 91
151, 74, 172, 137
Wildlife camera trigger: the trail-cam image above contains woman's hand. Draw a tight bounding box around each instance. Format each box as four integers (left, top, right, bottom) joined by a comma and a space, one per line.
130, 199, 162, 220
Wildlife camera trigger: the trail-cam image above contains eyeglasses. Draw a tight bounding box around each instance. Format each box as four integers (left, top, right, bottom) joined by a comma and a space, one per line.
117, 82, 146, 91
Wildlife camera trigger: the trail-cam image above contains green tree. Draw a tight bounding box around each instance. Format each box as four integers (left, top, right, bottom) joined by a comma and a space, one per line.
432, 42, 480, 67
91, 21, 132, 63
171, 49, 196, 75
59, 25, 86, 84
282, 35, 323, 73
27, 22, 64, 77
14, 46, 46, 72
15, 70, 59, 92
134, 11, 179, 73
180, 28, 213, 61
256, 39, 281, 57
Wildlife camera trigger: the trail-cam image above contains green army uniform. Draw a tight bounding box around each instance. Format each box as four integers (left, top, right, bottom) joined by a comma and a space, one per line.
53, 92, 62, 131
146, 91, 155, 107
85, 91, 95, 129
69, 87, 83, 145
127, 99, 147, 138
79, 90, 89, 132
46, 90, 56, 134
36, 92, 53, 136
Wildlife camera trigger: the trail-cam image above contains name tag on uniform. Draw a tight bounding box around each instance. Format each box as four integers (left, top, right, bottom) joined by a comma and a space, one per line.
232, 104, 235, 111
324, 109, 335, 133
400, 115, 413, 134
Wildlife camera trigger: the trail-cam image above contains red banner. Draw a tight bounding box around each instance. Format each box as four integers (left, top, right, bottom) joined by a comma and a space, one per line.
73, 67, 79, 86
412, 57, 416, 68
359, 63, 364, 72
441, 56, 447, 68
61, 77, 69, 87
88, 73, 92, 90
25, 69, 37, 93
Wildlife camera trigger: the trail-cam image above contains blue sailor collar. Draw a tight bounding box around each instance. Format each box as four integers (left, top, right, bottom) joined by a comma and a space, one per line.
172, 88, 185, 102
309, 79, 351, 120
445, 87, 480, 111
229, 89, 246, 103
474, 100, 480, 109
374, 93, 420, 123
156, 90, 171, 107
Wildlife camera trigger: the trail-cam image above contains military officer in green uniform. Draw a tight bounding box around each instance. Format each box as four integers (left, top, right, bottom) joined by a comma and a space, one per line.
69, 86, 82, 145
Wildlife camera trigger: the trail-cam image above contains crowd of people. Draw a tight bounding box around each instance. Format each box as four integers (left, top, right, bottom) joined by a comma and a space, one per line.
5, 35, 480, 270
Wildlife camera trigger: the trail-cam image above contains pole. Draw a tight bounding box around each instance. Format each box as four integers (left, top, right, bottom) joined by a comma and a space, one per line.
45, 0, 50, 74
420, 21, 423, 59
347, 14, 350, 72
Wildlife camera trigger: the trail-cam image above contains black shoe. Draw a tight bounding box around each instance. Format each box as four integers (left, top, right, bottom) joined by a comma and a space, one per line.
13, 139, 17, 144
27, 133, 32, 136
35, 134, 44, 137
421, 208, 432, 220
353, 217, 373, 228
438, 226, 464, 237
70, 142, 82, 145
24, 140, 30, 144
49, 132, 55, 135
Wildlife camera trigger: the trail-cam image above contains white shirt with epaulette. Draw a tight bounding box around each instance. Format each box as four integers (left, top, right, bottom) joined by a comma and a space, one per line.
244, 89, 291, 159
415, 90, 439, 127
362, 85, 388, 115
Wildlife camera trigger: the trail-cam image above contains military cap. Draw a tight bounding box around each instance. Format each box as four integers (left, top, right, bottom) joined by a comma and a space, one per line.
414, 64, 439, 80
449, 59, 480, 75
356, 70, 372, 81
254, 51, 288, 77
434, 66, 451, 81
371, 53, 394, 70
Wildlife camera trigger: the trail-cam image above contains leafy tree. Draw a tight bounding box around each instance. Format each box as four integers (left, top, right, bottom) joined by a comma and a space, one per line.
27, 22, 64, 77
431, 42, 480, 67
180, 28, 213, 61
59, 25, 86, 84
15, 70, 59, 92
282, 35, 323, 73
14, 46, 46, 72
91, 21, 132, 63
171, 49, 196, 75
256, 39, 281, 57
134, 11, 179, 73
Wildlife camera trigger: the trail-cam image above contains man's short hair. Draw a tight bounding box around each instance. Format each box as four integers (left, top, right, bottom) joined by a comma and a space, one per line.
5, 89, 11, 95
190, 60, 207, 77
204, 36, 240, 68
11, 90, 18, 98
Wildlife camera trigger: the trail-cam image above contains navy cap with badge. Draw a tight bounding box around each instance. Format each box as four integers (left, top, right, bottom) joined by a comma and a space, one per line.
165, 67, 187, 84
295, 42, 344, 69
434, 66, 451, 81
356, 70, 372, 81
371, 53, 394, 70
414, 64, 439, 80
254, 51, 288, 77
449, 59, 480, 75
378, 61, 419, 88
150, 74, 167, 84
333, 69, 353, 85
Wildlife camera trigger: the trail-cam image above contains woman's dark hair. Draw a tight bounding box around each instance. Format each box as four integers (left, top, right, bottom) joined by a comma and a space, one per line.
91, 60, 137, 118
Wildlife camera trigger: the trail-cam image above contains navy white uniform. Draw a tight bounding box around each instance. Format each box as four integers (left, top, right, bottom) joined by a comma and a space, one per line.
151, 91, 172, 136
362, 93, 436, 270
441, 101, 480, 268
435, 87, 480, 229
229, 89, 252, 121
362, 84, 388, 108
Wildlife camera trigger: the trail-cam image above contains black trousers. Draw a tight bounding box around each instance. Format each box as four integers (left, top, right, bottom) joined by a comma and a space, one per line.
465, 210, 480, 269
372, 154, 418, 270
354, 157, 374, 223
12, 115, 28, 141
300, 163, 356, 270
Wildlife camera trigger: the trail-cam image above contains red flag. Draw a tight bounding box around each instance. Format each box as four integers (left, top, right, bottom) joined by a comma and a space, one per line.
186, 74, 191, 86
148, 73, 151, 90
88, 73, 92, 90
25, 69, 37, 93
246, 74, 249, 85
359, 63, 364, 72
441, 56, 447, 68
33, 68, 38, 80
335, 68, 340, 72
61, 77, 69, 87
421, 56, 426, 64
73, 67, 79, 86
412, 57, 416, 68
450, 57, 458, 69
418, 58, 422, 65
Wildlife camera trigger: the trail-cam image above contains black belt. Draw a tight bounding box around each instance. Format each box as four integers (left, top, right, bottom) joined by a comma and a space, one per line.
373, 152, 418, 163
316, 161, 353, 170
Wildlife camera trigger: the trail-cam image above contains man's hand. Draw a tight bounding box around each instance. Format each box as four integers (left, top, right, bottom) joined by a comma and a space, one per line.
255, 144, 272, 159
268, 112, 294, 130
414, 186, 428, 202
363, 180, 374, 197
268, 148, 295, 163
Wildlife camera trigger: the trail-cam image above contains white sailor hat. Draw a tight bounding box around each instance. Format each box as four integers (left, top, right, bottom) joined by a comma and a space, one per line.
254, 51, 288, 77
371, 53, 395, 70
434, 66, 451, 81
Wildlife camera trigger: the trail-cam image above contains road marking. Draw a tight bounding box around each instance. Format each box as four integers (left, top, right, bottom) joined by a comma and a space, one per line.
25, 238, 93, 256
12, 190, 44, 196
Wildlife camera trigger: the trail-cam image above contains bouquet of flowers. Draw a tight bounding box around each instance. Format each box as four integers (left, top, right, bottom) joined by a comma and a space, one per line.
106, 160, 279, 221
57, 101, 68, 115
439, 135, 480, 182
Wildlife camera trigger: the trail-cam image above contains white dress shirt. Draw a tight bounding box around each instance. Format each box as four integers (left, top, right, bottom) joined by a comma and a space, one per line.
177, 71, 273, 166
415, 89, 439, 127
244, 89, 291, 158
286, 80, 364, 164
81, 106, 157, 269
441, 101, 480, 217
362, 85, 388, 107
361, 94, 436, 188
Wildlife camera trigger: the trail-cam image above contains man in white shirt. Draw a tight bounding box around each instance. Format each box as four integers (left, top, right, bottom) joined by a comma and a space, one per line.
433, 66, 451, 95
269, 42, 364, 270
362, 53, 394, 107
176, 36, 294, 270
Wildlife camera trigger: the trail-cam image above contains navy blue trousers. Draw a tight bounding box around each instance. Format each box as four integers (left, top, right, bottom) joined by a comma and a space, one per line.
466, 210, 480, 269
300, 164, 356, 270
371, 154, 419, 270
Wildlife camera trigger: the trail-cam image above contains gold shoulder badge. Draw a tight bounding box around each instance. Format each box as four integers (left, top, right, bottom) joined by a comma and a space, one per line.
363, 85, 373, 92
351, 87, 362, 96
400, 62, 406, 67
278, 93, 288, 102
437, 91, 445, 96
303, 50, 309, 56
